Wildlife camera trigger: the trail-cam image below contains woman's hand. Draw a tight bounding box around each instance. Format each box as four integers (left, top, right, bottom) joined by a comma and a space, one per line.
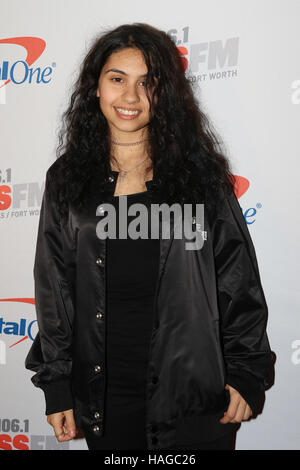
47, 409, 77, 441
219, 384, 253, 424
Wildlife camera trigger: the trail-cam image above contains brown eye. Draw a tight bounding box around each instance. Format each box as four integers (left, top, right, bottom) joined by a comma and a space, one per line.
111, 77, 123, 83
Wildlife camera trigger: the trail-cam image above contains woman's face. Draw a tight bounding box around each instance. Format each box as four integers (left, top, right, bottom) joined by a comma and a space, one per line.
97, 47, 153, 136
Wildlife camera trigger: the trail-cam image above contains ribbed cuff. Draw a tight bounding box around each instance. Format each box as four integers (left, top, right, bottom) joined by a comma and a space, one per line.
226, 370, 263, 415
41, 379, 74, 416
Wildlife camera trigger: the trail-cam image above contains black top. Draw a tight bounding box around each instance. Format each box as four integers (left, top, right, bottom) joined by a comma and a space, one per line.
105, 190, 159, 413
104, 188, 238, 446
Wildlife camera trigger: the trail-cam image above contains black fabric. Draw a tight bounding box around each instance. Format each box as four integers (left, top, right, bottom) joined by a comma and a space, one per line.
84, 419, 236, 450
25, 161, 273, 450
43, 379, 74, 415
84, 189, 238, 450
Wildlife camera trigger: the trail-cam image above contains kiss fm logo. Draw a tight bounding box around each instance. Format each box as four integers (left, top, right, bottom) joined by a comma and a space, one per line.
168, 26, 238, 81
0, 168, 43, 219
0, 417, 70, 450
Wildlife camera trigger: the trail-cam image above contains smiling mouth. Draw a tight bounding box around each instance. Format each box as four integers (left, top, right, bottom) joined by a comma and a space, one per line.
114, 107, 141, 116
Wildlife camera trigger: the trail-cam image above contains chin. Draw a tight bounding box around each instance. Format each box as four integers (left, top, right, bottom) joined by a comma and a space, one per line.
111, 120, 149, 131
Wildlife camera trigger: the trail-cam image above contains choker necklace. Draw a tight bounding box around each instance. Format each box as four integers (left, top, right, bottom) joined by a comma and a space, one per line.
111, 138, 149, 146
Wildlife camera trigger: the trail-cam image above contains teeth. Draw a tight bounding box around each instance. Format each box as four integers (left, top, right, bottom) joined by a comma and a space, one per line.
116, 107, 139, 116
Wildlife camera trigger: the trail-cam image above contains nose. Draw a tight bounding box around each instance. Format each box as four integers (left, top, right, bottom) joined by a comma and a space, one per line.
122, 82, 141, 104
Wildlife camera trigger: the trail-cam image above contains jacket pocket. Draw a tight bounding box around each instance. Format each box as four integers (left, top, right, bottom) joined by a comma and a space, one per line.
213, 319, 226, 383
58, 279, 75, 332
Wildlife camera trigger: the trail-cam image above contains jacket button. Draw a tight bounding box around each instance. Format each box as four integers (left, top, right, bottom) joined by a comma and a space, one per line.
96, 258, 103, 265
152, 376, 159, 384
94, 411, 100, 419
96, 312, 103, 319
94, 365, 101, 373
93, 425, 100, 433
98, 205, 105, 215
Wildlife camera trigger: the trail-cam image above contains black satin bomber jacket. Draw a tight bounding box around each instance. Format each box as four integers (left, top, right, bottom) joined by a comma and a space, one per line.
25, 158, 274, 450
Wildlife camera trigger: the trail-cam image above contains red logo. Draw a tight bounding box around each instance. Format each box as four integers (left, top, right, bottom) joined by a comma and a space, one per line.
177, 46, 188, 71
232, 175, 250, 198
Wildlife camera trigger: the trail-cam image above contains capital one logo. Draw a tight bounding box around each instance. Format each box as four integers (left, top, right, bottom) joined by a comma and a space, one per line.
0, 37, 54, 104
233, 175, 262, 225
0, 298, 37, 364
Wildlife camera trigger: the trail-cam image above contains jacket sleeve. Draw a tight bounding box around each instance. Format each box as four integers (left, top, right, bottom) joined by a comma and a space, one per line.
24, 168, 75, 415
212, 188, 274, 415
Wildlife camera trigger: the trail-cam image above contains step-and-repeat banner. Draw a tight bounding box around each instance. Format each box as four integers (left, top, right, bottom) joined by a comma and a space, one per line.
1, 0, 299, 450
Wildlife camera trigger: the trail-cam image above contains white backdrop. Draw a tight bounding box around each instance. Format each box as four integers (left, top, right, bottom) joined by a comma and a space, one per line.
0, 0, 299, 450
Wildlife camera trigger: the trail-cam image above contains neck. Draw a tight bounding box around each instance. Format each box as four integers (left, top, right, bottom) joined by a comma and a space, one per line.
109, 128, 150, 169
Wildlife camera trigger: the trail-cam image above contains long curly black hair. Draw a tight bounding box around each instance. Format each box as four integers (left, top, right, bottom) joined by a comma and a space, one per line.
53, 22, 235, 224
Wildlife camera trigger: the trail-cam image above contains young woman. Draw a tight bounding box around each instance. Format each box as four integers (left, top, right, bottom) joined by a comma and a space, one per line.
25, 23, 274, 450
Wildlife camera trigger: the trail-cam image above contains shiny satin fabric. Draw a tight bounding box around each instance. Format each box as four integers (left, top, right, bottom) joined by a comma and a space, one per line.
25, 157, 274, 450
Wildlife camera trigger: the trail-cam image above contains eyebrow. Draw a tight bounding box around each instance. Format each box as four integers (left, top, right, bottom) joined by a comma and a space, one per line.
104, 68, 148, 78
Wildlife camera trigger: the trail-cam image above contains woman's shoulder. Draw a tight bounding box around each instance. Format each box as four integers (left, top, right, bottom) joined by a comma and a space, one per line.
46, 155, 67, 183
